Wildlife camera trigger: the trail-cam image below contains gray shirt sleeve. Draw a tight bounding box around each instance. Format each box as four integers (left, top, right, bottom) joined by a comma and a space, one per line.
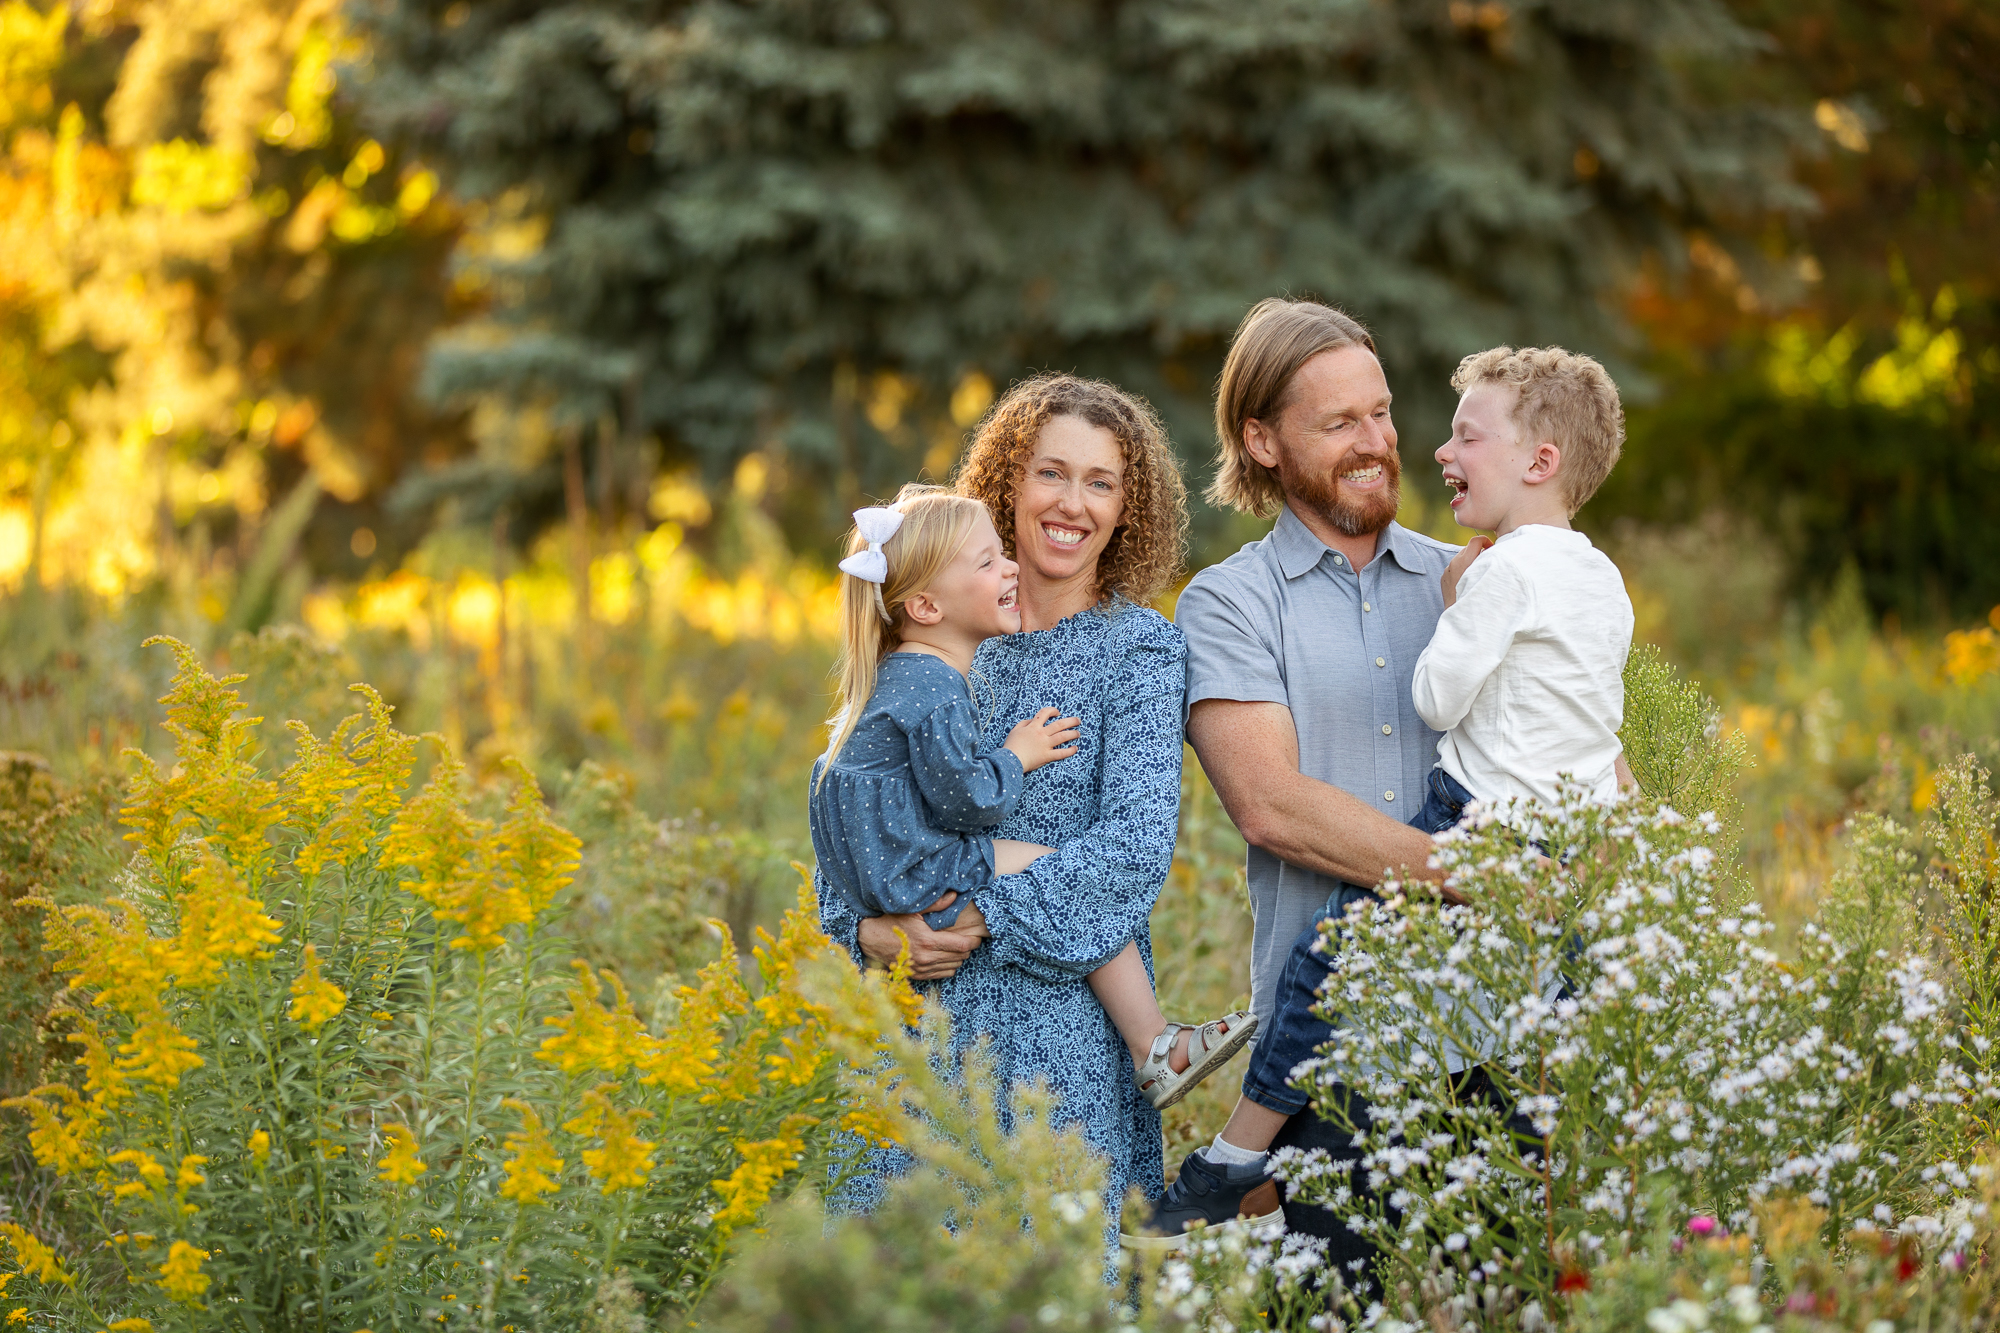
1177, 573, 1288, 722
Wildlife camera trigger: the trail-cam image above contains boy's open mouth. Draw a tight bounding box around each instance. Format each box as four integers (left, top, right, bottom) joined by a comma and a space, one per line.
1446, 475, 1468, 504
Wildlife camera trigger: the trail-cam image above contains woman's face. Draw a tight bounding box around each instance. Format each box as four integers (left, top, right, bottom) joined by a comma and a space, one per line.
1012, 415, 1126, 590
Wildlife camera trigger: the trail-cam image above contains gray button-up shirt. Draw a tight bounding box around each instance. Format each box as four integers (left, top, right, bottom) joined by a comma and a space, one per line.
1177, 508, 1458, 1037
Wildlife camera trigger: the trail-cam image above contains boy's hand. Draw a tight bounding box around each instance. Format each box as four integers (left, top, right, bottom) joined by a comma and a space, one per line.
1004, 707, 1081, 773
1441, 535, 1492, 609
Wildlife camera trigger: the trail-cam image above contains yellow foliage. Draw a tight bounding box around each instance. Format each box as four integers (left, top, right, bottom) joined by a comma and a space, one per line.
375, 1124, 425, 1186
709, 1113, 819, 1237
0, 1223, 72, 1287
287, 944, 347, 1031
496, 1101, 563, 1205
153, 1242, 209, 1305
0, 1, 64, 131
635, 923, 750, 1098
168, 854, 283, 986
538, 962, 651, 1078
1945, 625, 1999, 687
563, 1086, 655, 1194
130, 139, 252, 212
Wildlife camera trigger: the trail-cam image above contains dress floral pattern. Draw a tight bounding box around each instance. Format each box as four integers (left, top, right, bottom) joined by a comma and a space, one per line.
818, 597, 1188, 1232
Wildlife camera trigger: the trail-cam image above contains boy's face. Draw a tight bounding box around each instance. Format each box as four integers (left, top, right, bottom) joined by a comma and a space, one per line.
1436, 382, 1559, 533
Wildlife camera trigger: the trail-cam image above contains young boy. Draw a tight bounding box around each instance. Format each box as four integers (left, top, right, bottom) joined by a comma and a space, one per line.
1124, 345, 1633, 1250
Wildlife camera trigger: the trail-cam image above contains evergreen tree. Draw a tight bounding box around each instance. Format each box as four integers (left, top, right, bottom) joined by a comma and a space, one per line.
358, 0, 1799, 559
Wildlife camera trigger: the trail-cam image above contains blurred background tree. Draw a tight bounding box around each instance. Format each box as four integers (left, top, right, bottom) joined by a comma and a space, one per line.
355, 0, 1800, 563
1608, 0, 2000, 626
0, 0, 462, 654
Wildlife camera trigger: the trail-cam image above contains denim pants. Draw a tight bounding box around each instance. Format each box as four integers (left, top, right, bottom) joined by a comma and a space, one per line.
1239, 764, 1474, 1115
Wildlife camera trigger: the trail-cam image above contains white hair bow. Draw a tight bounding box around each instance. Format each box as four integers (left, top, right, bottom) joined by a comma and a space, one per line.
837, 506, 904, 585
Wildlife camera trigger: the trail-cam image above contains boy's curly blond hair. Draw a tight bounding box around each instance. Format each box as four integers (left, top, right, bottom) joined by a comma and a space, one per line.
1450, 346, 1625, 514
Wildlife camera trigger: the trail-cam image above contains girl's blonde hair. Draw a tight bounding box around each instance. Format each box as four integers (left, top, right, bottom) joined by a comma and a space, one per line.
822, 483, 991, 777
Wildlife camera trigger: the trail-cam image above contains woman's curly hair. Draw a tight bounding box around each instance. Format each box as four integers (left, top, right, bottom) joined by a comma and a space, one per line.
953, 374, 1189, 606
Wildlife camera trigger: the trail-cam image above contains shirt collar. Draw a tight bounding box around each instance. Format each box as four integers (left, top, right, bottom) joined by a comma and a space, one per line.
1272, 505, 1432, 579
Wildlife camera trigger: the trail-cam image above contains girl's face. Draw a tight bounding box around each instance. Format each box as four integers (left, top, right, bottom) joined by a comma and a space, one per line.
1012, 415, 1126, 591
923, 509, 1021, 640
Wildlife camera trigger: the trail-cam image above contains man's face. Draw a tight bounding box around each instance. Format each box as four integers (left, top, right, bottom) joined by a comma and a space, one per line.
1250, 346, 1400, 537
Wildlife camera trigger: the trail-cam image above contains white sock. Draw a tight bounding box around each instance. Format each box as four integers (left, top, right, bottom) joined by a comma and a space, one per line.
1200, 1133, 1268, 1170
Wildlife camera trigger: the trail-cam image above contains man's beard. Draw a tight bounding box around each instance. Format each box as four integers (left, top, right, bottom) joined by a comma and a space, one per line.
1280, 446, 1402, 537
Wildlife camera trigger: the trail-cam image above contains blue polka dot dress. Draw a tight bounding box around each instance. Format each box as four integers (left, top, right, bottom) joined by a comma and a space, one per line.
808, 651, 1024, 927
818, 598, 1188, 1243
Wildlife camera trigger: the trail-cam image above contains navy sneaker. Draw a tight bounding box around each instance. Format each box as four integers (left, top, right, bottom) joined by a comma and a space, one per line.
1119, 1149, 1283, 1252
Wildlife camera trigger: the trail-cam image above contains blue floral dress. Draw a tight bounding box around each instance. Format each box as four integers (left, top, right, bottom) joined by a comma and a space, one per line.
818, 598, 1188, 1231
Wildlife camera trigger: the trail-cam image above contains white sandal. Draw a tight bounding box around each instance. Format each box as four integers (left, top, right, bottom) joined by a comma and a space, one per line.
1135, 1011, 1258, 1110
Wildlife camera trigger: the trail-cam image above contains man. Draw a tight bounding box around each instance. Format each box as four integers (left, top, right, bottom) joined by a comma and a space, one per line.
1126, 297, 1474, 1255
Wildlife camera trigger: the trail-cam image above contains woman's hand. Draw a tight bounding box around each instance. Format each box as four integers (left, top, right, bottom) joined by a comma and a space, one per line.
857, 894, 983, 980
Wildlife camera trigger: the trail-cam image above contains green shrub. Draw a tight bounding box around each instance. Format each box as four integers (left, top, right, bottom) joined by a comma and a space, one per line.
0, 639, 875, 1331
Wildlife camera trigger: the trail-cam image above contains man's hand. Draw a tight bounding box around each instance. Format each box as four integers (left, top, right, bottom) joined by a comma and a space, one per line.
856, 893, 986, 981
1440, 535, 1492, 609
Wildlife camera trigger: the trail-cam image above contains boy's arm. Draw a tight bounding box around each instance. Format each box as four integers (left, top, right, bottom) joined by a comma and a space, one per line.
1411, 558, 1530, 734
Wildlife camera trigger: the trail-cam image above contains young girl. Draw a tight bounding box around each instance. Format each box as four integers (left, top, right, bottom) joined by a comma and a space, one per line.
809, 484, 1254, 1109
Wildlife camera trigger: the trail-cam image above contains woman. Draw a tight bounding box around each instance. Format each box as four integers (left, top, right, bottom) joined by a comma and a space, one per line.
817, 372, 1190, 1229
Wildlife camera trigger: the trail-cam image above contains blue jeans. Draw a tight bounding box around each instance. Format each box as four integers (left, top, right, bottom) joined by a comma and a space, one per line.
1240, 765, 1473, 1114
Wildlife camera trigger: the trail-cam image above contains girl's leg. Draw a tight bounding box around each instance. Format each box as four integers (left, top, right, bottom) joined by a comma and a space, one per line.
1087, 943, 1229, 1074
992, 838, 1054, 875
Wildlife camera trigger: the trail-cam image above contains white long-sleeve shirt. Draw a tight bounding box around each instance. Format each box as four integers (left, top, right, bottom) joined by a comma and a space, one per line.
1411, 524, 1633, 818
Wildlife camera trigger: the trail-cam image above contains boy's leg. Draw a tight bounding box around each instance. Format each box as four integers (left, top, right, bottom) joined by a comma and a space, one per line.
1121, 883, 1369, 1247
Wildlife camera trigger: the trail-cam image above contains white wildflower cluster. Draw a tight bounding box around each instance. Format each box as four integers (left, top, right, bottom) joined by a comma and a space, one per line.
1275, 787, 1996, 1312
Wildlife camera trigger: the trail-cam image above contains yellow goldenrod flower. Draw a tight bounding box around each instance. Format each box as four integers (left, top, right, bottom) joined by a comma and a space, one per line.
116, 1015, 203, 1089
0, 1222, 74, 1287
0, 1084, 99, 1175
247, 1129, 270, 1165
0, 1275, 8, 1294
165, 854, 282, 987
107, 1319, 154, 1332
287, 945, 348, 1031
561, 1087, 655, 1194
537, 963, 651, 1077
496, 1100, 563, 1205
709, 1115, 818, 1237
493, 759, 582, 917
376, 1124, 426, 1186
635, 926, 748, 1097
174, 1155, 207, 1191
5, 1309, 23, 1324
154, 1241, 210, 1305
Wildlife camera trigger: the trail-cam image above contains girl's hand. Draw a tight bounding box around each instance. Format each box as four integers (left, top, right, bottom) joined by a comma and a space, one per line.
858, 900, 980, 980
1003, 706, 1082, 773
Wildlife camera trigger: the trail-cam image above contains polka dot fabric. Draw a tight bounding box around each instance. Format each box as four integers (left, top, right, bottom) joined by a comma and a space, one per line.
818, 598, 1188, 1243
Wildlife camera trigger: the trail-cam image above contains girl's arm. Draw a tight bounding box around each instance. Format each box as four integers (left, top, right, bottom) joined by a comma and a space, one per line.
975, 623, 1186, 983
907, 695, 1025, 832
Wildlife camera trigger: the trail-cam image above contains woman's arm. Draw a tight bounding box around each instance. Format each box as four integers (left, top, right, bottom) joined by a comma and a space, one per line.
975, 627, 1186, 982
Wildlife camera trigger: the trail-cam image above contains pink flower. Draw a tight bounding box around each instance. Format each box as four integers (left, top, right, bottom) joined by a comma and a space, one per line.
1686, 1216, 1718, 1238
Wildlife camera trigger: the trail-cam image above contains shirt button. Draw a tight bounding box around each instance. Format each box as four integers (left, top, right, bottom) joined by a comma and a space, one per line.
1363, 601, 1373, 612
1333, 555, 1344, 565
1385, 790, 1395, 802
1382, 724, 1392, 735
1375, 657, 1386, 668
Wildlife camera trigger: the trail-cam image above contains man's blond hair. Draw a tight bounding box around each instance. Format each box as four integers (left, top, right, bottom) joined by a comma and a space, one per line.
1449, 346, 1624, 514
1209, 297, 1377, 517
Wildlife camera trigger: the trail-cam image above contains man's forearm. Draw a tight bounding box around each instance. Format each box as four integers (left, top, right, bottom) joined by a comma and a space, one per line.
1235, 769, 1443, 887
1188, 699, 1447, 894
